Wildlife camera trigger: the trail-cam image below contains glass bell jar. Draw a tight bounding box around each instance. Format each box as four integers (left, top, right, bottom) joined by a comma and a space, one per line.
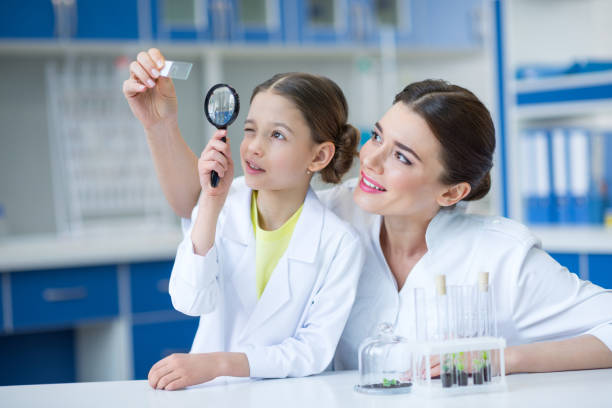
354, 322, 415, 395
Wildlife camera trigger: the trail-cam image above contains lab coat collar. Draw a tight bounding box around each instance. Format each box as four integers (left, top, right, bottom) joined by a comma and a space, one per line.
223, 183, 323, 263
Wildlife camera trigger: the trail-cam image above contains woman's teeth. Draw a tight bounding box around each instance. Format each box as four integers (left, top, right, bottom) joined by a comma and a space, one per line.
363, 177, 384, 191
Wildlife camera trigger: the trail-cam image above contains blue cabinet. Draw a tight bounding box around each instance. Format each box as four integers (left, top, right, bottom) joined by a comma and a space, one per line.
75, 0, 139, 40
11, 265, 119, 330
130, 261, 174, 314
416, 0, 484, 49
0, 329, 76, 386
132, 319, 199, 380
588, 254, 612, 289
0, 276, 3, 331
0, 0, 139, 40
0, 0, 55, 39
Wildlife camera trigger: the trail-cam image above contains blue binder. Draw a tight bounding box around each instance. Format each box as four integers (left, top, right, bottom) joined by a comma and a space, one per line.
550, 128, 571, 223
523, 129, 554, 224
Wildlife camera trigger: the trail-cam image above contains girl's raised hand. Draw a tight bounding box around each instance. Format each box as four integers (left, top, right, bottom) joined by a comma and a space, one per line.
122, 48, 178, 130
198, 129, 234, 199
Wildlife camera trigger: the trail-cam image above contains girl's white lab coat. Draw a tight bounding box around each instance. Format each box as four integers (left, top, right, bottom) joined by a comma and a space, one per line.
318, 179, 612, 370
169, 177, 364, 379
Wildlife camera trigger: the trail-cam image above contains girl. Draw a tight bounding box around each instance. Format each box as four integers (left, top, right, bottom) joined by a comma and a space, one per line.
129, 68, 612, 375
125, 52, 364, 390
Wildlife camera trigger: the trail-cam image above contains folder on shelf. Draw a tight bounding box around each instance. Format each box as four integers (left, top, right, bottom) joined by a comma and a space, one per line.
522, 129, 553, 224
567, 128, 591, 224
550, 128, 571, 223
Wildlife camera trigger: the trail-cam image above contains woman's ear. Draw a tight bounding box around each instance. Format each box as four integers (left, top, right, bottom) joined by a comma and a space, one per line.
437, 182, 471, 207
308, 141, 335, 173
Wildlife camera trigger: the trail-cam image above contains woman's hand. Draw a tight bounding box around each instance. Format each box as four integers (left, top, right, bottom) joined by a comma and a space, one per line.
148, 353, 221, 390
122, 48, 178, 130
198, 129, 234, 199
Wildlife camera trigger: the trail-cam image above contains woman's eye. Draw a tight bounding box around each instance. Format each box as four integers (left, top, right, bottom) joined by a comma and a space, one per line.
395, 151, 412, 165
371, 131, 382, 143
272, 131, 285, 140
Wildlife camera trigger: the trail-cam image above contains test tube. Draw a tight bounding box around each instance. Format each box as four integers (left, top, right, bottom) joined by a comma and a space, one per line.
477, 272, 492, 383
435, 275, 454, 388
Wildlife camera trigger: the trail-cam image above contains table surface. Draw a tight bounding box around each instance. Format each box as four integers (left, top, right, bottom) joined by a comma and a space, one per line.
1, 369, 611, 408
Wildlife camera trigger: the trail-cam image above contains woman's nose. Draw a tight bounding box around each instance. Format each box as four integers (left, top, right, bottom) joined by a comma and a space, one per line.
362, 143, 384, 174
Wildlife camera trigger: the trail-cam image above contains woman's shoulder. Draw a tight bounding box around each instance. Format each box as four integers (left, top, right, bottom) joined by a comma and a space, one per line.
435, 206, 539, 251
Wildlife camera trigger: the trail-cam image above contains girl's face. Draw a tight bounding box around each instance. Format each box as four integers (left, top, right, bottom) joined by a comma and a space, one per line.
353, 102, 451, 218
240, 90, 317, 192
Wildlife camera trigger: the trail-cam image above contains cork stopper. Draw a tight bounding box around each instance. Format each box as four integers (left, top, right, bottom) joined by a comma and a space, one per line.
435, 274, 447, 296
478, 272, 489, 292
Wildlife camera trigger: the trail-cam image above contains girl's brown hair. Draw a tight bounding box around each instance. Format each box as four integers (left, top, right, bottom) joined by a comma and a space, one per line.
393, 79, 496, 201
251, 72, 359, 184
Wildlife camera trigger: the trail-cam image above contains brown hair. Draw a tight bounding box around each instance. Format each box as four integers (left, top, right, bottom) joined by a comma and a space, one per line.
393, 79, 495, 201
251, 72, 359, 184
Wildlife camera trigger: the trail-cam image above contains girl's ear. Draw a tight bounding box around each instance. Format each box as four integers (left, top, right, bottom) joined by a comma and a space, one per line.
437, 182, 471, 207
308, 141, 335, 173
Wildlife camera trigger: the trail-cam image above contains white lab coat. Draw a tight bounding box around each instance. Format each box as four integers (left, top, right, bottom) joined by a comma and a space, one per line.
317, 179, 612, 370
169, 176, 364, 379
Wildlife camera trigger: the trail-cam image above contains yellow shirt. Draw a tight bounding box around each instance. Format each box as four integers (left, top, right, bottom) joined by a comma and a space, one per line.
251, 191, 304, 299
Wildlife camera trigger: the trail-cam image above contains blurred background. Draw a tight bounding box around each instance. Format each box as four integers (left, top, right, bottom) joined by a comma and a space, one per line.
0, 0, 611, 386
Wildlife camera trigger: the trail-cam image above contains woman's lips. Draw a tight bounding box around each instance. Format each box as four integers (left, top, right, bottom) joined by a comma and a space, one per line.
245, 160, 265, 174
359, 172, 386, 193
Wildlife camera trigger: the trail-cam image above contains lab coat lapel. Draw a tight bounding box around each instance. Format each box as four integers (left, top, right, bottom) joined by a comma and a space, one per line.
224, 184, 258, 314
240, 188, 324, 340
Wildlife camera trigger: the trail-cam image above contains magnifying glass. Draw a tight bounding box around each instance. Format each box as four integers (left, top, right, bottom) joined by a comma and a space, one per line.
204, 83, 240, 188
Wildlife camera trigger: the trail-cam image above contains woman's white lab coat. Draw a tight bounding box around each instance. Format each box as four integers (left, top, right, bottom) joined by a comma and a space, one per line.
169, 177, 364, 379
318, 179, 612, 370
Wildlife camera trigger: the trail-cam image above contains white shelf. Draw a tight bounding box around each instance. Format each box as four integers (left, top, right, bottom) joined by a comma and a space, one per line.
0, 40, 483, 59
0, 226, 183, 272
530, 226, 612, 253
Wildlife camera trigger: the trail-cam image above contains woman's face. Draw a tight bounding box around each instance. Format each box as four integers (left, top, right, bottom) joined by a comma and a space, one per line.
353, 102, 450, 218
240, 90, 316, 192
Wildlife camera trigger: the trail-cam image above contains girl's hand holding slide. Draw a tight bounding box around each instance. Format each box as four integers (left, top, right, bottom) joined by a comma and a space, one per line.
122, 48, 178, 130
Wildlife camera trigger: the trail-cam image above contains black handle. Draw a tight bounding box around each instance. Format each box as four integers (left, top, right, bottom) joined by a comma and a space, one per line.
210, 135, 227, 188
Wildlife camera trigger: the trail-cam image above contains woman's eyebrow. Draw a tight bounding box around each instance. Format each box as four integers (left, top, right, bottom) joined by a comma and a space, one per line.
375, 121, 422, 162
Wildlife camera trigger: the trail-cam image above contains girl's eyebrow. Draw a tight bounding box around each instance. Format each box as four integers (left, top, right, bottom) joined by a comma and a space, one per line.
273, 122, 294, 135
375, 121, 422, 162
244, 119, 293, 135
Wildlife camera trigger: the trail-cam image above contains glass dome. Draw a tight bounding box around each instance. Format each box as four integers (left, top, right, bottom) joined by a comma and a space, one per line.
354, 322, 414, 395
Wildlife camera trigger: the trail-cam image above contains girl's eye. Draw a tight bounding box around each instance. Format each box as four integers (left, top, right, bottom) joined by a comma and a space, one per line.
371, 130, 382, 143
244, 127, 255, 133
395, 151, 412, 165
272, 131, 285, 140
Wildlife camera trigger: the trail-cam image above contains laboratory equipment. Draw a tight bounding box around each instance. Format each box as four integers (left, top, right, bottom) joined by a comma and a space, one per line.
203, 83, 240, 187
354, 322, 414, 395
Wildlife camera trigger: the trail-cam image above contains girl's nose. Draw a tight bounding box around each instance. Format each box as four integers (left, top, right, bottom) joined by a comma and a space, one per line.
247, 134, 264, 157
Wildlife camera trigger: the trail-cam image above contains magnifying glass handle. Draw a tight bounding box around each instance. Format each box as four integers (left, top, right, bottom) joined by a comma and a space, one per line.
210, 136, 227, 188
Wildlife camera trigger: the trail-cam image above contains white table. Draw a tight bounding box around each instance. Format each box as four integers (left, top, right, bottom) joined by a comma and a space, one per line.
1, 369, 611, 408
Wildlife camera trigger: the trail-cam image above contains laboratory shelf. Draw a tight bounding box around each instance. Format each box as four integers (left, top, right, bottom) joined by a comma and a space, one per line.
513, 71, 612, 119
0, 226, 182, 272
531, 226, 612, 254
0, 40, 484, 59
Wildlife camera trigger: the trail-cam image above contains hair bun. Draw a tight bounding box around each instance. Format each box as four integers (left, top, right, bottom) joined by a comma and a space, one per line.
320, 123, 359, 184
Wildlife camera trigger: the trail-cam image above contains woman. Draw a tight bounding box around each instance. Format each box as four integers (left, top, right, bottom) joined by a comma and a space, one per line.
124, 48, 612, 374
